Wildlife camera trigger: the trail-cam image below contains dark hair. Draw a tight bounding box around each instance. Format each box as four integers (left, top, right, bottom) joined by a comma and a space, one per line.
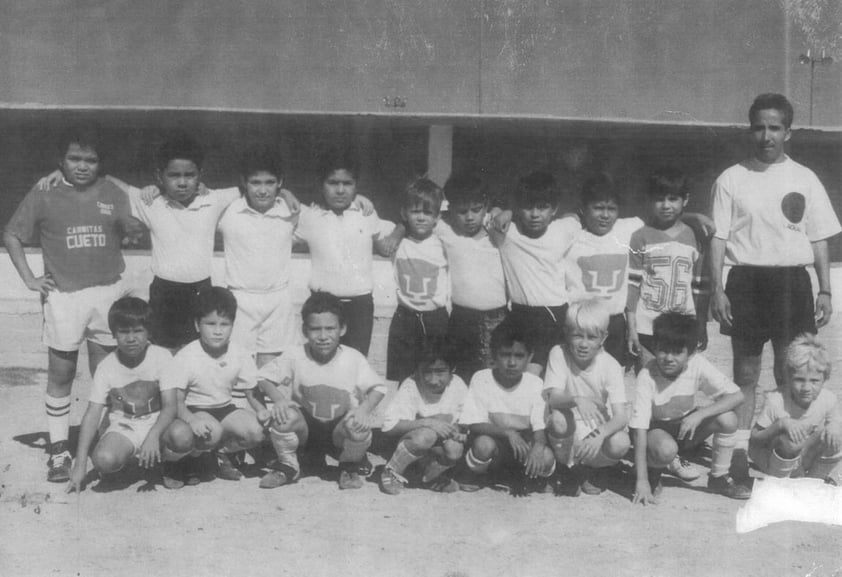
108, 297, 151, 334
749, 93, 794, 129
580, 172, 622, 206
444, 172, 488, 208
193, 286, 237, 322
652, 312, 697, 355
403, 178, 443, 214
647, 167, 688, 199
156, 134, 205, 171
301, 292, 345, 326
490, 317, 534, 354
513, 171, 559, 208
415, 338, 453, 371
58, 124, 103, 159
316, 148, 360, 183
239, 145, 284, 181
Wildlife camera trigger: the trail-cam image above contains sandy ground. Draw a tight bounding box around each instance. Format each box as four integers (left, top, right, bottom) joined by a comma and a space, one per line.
1, 312, 842, 577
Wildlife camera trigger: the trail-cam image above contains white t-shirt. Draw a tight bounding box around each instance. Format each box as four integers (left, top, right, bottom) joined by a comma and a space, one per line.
295, 204, 395, 297
711, 157, 841, 267
381, 374, 469, 432
159, 340, 257, 408
498, 217, 580, 307
217, 195, 296, 292
128, 186, 239, 283
542, 345, 626, 410
565, 217, 643, 315
393, 234, 449, 311
257, 344, 386, 422
459, 368, 546, 432
755, 389, 839, 430
89, 345, 173, 418
629, 354, 739, 429
436, 221, 507, 310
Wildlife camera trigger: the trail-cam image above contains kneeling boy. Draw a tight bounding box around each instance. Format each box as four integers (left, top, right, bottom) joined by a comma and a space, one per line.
750, 333, 842, 483
256, 292, 386, 490
544, 299, 630, 495
459, 319, 556, 494
66, 297, 191, 491
379, 343, 468, 495
159, 287, 266, 485
631, 313, 750, 504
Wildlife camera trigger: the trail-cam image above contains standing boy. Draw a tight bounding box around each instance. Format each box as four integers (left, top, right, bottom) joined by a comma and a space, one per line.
387, 179, 450, 383
631, 313, 750, 504
217, 146, 298, 367
489, 171, 580, 375
750, 333, 842, 483
439, 172, 508, 383
628, 167, 709, 368
379, 343, 468, 495
66, 297, 193, 492
256, 293, 386, 490
459, 319, 556, 494
710, 93, 841, 480
4, 126, 137, 482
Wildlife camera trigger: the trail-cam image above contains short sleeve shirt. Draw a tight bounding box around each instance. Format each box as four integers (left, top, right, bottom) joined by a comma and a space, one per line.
217, 195, 296, 292
629, 354, 739, 429
295, 204, 395, 297
435, 221, 507, 310
128, 186, 239, 282
542, 345, 626, 410
565, 217, 643, 315
711, 157, 841, 266
5, 178, 131, 291
755, 389, 839, 430
257, 344, 386, 422
459, 369, 546, 432
392, 235, 449, 311
89, 345, 173, 418
159, 340, 257, 408
381, 375, 469, 432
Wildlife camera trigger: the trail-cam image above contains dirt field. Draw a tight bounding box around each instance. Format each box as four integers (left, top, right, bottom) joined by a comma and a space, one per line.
1, 312, 841, 577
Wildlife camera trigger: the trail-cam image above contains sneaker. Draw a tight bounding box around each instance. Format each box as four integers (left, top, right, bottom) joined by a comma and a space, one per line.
708, 474, 752, 500
667, 456, 700, 482
421, 475, 460, 493
216, 452, 243, 481
378, 467, 406, 495
339, 469, 364, 490
551, 466, 581, 497
356, 455, 373, 477
525, 476, 553, 495
47, 442, 72, 483
161, 461, 185, 490
574, 466, 605, 496
455, 469, 485, 493
259, 464, 299, 489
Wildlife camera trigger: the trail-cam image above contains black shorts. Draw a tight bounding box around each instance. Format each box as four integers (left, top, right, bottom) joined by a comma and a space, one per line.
149, 276, 212, 349
507, 303, 568, 370
302, 410, 344, 457
386, 306, 449, 382
603, 313, 627, 367
446, 305, 507, 383
188, 403, 238, 423
649, 411, 698, 452
723, 266, 815, 354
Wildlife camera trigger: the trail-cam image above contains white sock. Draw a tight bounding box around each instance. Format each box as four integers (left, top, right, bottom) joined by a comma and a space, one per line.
387, 442, 421, 475
711, 431, 737, 477
45, 393, 71, 448
269, 429, 300, 473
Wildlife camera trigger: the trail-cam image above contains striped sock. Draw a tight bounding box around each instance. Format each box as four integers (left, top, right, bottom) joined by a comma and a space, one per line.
45, 394, 71, 448
387, 442, 422, 476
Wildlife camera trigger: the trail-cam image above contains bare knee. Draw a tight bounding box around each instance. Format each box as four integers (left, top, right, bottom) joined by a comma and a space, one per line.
773, 435, 805, 460
603, 430, 631, 460
647, 431, 678, 467
471, 435, 497, 461
714, 411, 739, 434
91, 446, 127, 474
442, 438, 465, 463
547, 409, 575, 438
404, 428, 438, 453
163, 420, 194, 453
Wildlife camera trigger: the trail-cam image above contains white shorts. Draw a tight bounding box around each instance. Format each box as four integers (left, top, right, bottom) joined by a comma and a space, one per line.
42, 279, 126, 351
100, 411, 159, 451
553, 407, 621, 468
230, 288, 299, 354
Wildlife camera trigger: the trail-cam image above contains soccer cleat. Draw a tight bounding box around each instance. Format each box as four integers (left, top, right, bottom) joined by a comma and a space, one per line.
356, 455, 373, 477
551, 466, 581, 497
259, 463, 299, 489
378, 467, 405, 496
421, 475, 460, 493
707, 474, 752, 500
455, 469, 485, 493
161, 461, 185, 490
215, 452, 243, 481
47, 442, 72, 483
180, 456, 203, 486
667, 456, 701, 482
338, 469, 364, 490
574, 466, 605, 496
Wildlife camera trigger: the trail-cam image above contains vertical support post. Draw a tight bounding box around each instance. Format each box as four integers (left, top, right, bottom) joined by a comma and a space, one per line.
427, 124, 453, 188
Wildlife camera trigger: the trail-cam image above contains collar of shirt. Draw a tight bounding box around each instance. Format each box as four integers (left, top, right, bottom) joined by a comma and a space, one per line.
233, 196, 293, 218
162, 193, 216, 211
309, 202, 363, 217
